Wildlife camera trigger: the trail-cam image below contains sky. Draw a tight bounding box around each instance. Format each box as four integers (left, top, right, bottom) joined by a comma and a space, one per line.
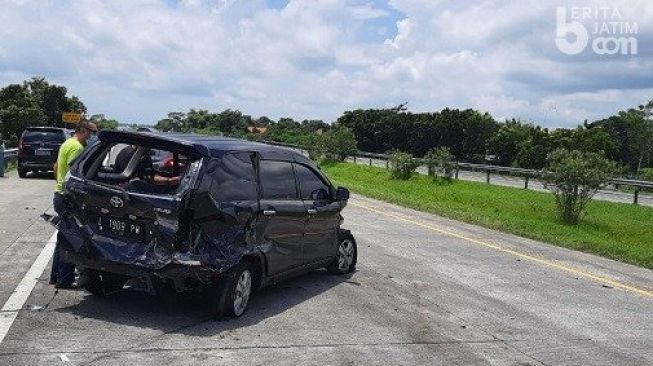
1, 0, 652, 127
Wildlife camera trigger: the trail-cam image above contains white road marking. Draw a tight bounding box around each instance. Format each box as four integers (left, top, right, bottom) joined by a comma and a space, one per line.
0, 232, 56, 345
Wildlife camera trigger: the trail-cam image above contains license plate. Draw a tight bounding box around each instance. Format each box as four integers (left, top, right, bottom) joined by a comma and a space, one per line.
97, 216, 144, 241
35, 149, 50, 156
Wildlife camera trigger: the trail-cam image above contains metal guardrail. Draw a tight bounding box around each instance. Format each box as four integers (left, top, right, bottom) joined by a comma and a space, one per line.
4, 148, 18, 159
259, 140, 653, 204
351, 153, 653, 204
1, 148, 18, 177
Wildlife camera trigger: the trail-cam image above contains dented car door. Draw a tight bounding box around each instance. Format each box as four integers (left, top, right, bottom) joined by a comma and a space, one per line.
257, 159, 306, 276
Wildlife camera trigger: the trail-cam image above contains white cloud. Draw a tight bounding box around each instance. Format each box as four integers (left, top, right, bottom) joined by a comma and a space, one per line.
0, 0, 651, 126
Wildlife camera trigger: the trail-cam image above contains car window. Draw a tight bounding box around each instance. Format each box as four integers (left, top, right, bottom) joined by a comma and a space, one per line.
102, 143, 130, 169
294, 163, 330, 200
22, 130, 65, 143
89, 142, 198, 195
150, 149, 189, 175
259, 160, 297, 200
210, 152, 257, 201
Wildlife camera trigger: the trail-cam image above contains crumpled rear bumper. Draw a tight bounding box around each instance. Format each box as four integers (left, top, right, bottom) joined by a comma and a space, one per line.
60, 248, 218, 281
42, 210, 226, 280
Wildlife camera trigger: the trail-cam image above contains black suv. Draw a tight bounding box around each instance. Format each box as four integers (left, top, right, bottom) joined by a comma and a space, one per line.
18, 127, 72, 178
54, 130, 356, 318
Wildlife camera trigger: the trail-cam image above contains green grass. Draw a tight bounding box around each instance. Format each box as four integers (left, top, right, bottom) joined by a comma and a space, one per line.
321, 161, 653, 269
3, 160, 16, 173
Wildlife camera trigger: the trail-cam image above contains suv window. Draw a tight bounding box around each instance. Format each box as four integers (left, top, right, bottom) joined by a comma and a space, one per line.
22, 130, 65, 143
294, 163, 330, 200
211, 152, 257, 201
259, 160, 297, 199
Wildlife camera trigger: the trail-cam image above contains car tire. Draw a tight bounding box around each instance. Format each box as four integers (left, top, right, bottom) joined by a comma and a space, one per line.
17, 168, 27, 178
81, 270, 128, 296
209, 261, 253, 319
327, 231, 357, 275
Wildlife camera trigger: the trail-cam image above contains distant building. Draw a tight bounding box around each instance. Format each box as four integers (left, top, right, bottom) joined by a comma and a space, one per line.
247, 126, 268, 134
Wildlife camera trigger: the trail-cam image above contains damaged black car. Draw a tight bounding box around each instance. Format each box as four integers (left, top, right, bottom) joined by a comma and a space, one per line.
51, 130, 356, 318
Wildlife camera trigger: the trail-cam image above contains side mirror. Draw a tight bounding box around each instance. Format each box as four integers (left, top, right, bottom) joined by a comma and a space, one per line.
335, 186, 350, 201
311, 188, 330, 202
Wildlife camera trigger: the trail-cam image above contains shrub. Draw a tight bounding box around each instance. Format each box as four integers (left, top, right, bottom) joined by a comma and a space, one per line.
388, 150, 419, 180
640, 168, 653, 182
424, 147, 455, 181
542, 149, 618, 224
321, 127, 357, 161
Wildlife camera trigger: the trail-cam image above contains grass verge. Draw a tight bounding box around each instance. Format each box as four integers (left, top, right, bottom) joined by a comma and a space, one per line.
321, 161, 653, 269
4, 160, 16, 172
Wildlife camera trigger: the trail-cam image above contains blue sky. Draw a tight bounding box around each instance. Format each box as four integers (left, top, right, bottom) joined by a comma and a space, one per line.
0, 0, 651, 127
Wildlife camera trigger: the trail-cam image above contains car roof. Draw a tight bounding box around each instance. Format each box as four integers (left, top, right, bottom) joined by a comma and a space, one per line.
23, 127, 68, 133
98, 130, 313, 164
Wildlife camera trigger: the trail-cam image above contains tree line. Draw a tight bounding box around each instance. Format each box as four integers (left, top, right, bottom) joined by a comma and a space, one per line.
1, 77, 651, 176
155, 102, 653, 175
0, 78, 85, 146
0, 77, 123, 146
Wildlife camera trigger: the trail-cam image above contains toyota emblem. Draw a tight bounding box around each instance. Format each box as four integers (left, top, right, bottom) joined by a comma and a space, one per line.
109, 196, 124, 208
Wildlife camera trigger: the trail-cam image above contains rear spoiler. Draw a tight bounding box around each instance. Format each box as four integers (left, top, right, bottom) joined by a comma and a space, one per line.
98, 130, 210, 157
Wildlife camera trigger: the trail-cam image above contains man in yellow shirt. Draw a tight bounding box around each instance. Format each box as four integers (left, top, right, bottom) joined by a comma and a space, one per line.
50, 120, 97, 288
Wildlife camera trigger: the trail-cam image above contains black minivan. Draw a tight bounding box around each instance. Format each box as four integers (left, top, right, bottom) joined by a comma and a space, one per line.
18, 127, 72, 178
54, 130, 356, 318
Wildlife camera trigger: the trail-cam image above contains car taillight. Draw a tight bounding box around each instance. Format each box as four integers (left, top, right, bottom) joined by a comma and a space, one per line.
18, 138, 23, 154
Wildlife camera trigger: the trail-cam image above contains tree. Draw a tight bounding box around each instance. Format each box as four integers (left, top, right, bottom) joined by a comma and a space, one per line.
321, 127, 357, 161
255, 116, 273, 127
24, 77, 86, 126
0, 78, 84, 146
155, 112, 186, 132
185, 109, 213, 130
216, 109, 247, 133
89, 114, 119, 130
489, 120, 536, 166
301, 119, 329, 133
542, 149, 618, 224
633, 101, 653, 174
588, 104, 653, 173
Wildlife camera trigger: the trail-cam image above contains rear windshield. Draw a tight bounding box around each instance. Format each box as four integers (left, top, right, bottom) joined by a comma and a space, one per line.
22, 130, 65, 143
85, 142, 201, 196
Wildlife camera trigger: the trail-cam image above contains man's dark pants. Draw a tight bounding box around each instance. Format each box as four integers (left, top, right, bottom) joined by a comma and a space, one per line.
50, 193, 75, 285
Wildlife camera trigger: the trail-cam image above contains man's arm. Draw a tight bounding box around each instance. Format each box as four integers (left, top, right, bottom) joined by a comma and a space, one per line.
152, 174, 181, 186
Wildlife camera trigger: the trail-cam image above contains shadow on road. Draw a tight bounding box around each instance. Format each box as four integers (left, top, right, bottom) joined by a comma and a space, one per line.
55, 269, 353, 336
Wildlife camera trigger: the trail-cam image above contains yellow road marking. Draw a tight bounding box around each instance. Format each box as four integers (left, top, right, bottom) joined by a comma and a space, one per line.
350, 201, 653, 299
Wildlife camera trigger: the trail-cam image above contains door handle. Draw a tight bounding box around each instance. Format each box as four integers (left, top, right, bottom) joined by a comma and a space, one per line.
307, 208, 318, 215
263, 209, 277, 216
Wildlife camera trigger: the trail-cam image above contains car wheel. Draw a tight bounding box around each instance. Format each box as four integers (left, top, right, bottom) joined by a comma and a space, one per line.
17, 168, 27, 178
81, 270, 128, 296
327, 231, 357, 275
210, 261, 253, 319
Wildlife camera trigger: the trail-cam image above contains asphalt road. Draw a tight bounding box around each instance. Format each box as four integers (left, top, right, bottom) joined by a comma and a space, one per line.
347, 157, 653, 207
0, 171, 651, 365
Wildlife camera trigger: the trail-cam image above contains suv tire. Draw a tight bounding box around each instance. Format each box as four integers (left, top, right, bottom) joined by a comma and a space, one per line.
17, 168, 27, 178
210, 261, 253, 319
81, 270, 128, 296
327, 230, 357, 275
